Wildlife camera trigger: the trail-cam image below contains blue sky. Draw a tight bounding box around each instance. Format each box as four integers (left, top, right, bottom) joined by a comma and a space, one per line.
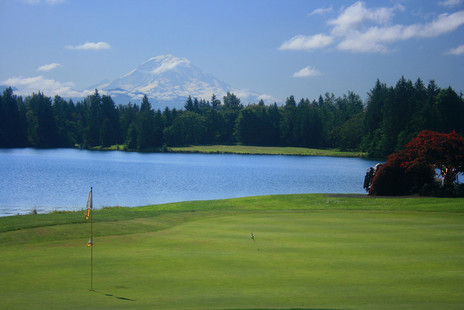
1, 0, 463, 102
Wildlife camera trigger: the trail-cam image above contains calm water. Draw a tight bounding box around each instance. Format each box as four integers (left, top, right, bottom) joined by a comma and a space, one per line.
0, 148, 380, 216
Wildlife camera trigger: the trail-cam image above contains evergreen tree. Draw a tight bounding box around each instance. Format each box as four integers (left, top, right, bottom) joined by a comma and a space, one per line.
0, 87, 28, 147
280, 96, 298, 146
125, 123, 138, 150
162, 107, 173, 127
101, 95, 121, 145
153, 109, 164, 147
100, 119, 114, 147
25, 92, 59, 148
329, 92, 364, 149
267, 103, 281, 146
318, 93, 337, 146
193, 97, 200, 113
435, 87, 464, 134
205, 108, 225, 144
363, 79, 388, 136
235, 105, 263, 145
421, 80, 441, 131
119, 103, 139, 144
223, 92, 241, 110
295, 98, 322, 148
220, 92, 242, 143
73, 100, 87, 145
362, 80, 392, 157
53, 95, 76, 147
211, 94, 221, 110
164, 111, 207, 146
336, 112, 365, 150
391, 76, 416, 150
83, 90, 103, 147
184, 96, 194, 112
137, 95, 158, 150
407, 78, 428, 135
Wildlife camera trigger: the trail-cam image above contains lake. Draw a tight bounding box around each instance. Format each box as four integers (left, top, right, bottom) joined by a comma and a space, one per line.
0, 148, 380, 216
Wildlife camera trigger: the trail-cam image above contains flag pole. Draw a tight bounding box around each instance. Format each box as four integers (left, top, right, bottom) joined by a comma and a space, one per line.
90, 186, 94, 291
85, 187, 94, 291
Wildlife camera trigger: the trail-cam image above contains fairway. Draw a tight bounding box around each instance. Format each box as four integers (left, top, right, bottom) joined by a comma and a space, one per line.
0, 195, 463, 309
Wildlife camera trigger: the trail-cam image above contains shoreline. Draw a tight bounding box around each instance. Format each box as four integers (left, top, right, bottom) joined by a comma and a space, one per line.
2, 145, 370, 158
4, 192, 463, 219
134, 144, 367, 158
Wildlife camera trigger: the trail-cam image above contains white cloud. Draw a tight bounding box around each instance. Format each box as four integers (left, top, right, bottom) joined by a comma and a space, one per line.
439, 0, 463, 8
37, 63, 61, 72
337, 36, 388, 53
65, 41, 111, 51
17, 0, 64, 4
18, 0, 40, 4
292, 66, 321, 78
280, 34, 334, 51
446, 44, 464, 55
309, 6, 333, 16
337, 11, 464, 53
281, 1, 464, 54
417, 11, 464, 37
2, 76, 91, 98
328, 1, 398, 36
257, 93, 280, 103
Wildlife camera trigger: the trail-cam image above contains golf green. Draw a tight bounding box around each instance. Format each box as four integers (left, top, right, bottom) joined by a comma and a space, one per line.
0, 196, 463, 309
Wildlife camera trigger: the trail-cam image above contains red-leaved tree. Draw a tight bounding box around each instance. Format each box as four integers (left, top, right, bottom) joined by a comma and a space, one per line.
370, 130, 464, 196
369, 150, 434, 196
401, 130, 464, 189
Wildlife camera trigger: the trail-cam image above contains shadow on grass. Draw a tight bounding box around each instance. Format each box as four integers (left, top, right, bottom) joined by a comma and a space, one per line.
90, 292, 349, 309
92, 290, 135, 302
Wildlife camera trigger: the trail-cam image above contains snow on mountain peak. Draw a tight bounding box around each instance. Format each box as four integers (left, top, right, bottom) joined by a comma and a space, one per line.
141, 54, 191, 75
100, 54, 278, 108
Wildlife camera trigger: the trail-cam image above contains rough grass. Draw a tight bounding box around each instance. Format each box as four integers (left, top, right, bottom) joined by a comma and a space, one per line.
0, 194, 463, 309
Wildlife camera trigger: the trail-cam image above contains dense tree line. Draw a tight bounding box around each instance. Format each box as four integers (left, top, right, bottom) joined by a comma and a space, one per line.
362, 77, 464, 157
1, 76, 463, 157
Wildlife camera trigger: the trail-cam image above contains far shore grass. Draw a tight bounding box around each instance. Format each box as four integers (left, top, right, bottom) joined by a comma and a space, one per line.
1, 194, 463, 309
169, 145, 367, 157
83, 144, 367, 157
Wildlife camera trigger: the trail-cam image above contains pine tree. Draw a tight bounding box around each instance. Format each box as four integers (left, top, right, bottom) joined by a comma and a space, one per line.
25, 92, 59, 148
83, 90, 103, 147
0, 87, 28, 147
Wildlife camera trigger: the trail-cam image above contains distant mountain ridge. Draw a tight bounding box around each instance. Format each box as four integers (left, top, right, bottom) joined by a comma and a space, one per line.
98, 54, 276, 108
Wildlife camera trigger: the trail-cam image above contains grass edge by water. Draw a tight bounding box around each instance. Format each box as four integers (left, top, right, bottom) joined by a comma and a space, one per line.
168, 145, 367, 157
2, 193, 463, 239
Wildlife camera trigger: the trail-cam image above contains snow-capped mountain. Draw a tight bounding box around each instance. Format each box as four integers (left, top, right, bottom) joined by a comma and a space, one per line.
2, 55, 278, 107
98, 55, 276, 108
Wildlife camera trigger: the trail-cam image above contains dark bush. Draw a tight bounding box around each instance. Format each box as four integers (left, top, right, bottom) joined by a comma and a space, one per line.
369, 151, 435, 196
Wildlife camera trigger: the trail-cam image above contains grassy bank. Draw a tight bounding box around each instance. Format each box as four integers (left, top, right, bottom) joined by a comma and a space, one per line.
1, 194, 463, 309
80, 144, 367, 157
170, 145, 367, 157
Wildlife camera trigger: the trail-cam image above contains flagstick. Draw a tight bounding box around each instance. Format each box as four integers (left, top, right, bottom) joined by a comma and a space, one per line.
90, 187, 94, 291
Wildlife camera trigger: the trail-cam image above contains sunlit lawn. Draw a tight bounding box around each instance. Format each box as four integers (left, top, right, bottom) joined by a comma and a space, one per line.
0, 194, 463, 309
